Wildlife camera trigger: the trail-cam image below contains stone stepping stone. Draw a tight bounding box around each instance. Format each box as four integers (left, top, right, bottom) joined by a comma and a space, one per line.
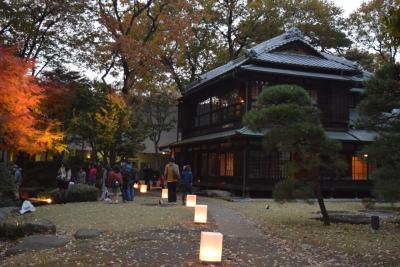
24, 219, 56, 235
6, 235, 70, 255
74, 229, 101, 239
0, 207, 18, 224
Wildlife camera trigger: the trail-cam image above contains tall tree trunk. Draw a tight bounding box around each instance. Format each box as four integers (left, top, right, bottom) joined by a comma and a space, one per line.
110, 148, 116, 167
315, 177, 330, 226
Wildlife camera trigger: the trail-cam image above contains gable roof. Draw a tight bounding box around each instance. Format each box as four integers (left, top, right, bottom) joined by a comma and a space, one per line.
185, 28, 367, 93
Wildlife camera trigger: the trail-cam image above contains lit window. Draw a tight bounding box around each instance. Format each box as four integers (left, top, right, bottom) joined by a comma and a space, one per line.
219, 154, 226, 176
226, 153, 234, 176
352, 156, 368, 180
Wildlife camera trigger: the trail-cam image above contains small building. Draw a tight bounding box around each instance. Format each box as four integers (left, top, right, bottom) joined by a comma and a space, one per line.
169, 28, 376, 197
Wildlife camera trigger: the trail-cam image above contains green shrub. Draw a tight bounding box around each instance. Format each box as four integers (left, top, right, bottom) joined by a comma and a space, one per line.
273, 178, 314, 203
372, 176, 400, 203
66, 184, 99, 202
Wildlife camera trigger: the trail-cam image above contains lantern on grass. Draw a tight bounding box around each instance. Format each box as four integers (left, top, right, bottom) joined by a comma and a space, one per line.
199, 232, 223, 263
186, 194, 196, 207
140, 184, 147, 193
161, 188, 168, 199
133, 182, 139, 189
194, 205, 207, 223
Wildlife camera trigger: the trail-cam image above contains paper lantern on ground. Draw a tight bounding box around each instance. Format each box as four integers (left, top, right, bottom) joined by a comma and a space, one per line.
186, 194, 196, 207
199, 232, 223, 263
161, 188, 168, 199
194, 205, 207, 223
133, 183, 139, 189
140, 184, 147, 193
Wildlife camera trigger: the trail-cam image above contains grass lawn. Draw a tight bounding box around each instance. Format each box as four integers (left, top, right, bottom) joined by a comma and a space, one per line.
222, 199, 400, 265
19, 196, 192, 235
1, 195, 200, 267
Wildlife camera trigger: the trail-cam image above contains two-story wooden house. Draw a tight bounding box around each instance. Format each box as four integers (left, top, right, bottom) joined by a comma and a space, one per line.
168, 28, 377, 197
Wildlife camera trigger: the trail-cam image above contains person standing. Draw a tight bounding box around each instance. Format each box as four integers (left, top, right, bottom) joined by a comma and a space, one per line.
100, 164, 110, 201
14, 164, 22, 199
87, 164, 97, 186
163, 158, 180, 203
143, 166, 153, 191
180, 165, 193, 205
107, 165, 123, 204
57, 161, 71, 204
121, 161, 135, 202
77, 166, 86, 184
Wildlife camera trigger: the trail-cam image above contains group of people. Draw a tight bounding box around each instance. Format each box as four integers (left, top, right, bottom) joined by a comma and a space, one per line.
163, 158, 193, 205
55, 158, 193, 205
106, 161, 136, 204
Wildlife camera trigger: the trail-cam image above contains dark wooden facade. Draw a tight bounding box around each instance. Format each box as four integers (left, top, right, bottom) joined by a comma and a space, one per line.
170, 28, 375, 197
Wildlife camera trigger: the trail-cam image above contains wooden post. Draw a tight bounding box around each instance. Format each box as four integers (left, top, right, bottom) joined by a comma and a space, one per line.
242, 145, 247, 198
371, 216, 380, 230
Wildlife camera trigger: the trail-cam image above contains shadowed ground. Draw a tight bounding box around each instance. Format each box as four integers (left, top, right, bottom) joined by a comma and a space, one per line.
1, 194, 399, 266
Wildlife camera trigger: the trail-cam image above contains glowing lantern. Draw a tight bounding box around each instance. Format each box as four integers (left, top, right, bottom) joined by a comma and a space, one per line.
140, 184, 147, 193
161, 188, 168, 199
194, 205, 207, 223
199, 232, 223, 263
186, 194, 196, 207
133, 183, 139, 189
46, 198, 52, 204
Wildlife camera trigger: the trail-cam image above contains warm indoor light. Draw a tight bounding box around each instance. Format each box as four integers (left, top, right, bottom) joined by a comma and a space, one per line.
133, 183, 139, 189
161, 188, 168, 199
199, 232, 223, 263
186, 194, 196, 207
363, 153, 368, 158
194, 205, 207, 223
140, 184, 147, 193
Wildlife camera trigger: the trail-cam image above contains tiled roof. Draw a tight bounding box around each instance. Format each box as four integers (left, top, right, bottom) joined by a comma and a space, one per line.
185, 28, 366, 93
255, 52, 356, 71
168, 127, 377, 146
240, 65, 365, 82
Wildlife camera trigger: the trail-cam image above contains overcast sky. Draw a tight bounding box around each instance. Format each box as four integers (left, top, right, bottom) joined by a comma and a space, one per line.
333, 0, 365, 17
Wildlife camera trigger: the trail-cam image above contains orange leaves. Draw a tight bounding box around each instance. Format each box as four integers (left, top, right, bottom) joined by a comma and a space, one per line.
0, 46, 65, 153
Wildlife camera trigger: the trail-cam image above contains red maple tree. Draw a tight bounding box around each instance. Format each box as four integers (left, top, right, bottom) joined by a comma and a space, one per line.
0, 47, 64, 154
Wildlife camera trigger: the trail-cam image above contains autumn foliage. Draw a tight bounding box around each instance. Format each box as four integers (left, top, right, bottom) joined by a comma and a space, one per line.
0, 47, 64, 153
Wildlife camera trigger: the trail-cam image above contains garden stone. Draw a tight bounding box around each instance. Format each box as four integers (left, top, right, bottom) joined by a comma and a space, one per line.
74, 229, 101, 239
24, 219, 56, 235
0, 207, 17, 224
6, 235, 70, 255
319, 214, 370, 224
206, 190, 231, 198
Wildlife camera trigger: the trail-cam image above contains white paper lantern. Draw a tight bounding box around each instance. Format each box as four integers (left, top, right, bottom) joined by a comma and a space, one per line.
140, 184, 147, 193
194, 205, 207, 223
161, 188, 168, 199
186, 194, 196, 207
133, 183, 139, 189
199, 232, 223, 263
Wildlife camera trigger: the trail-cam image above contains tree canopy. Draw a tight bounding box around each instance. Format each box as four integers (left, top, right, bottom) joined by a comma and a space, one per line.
0, 46, 64, 154
244, 84, 345, 225
358, 63, 400, 202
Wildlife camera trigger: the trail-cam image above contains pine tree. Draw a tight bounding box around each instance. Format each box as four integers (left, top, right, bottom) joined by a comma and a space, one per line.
244, 84, 345, 225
